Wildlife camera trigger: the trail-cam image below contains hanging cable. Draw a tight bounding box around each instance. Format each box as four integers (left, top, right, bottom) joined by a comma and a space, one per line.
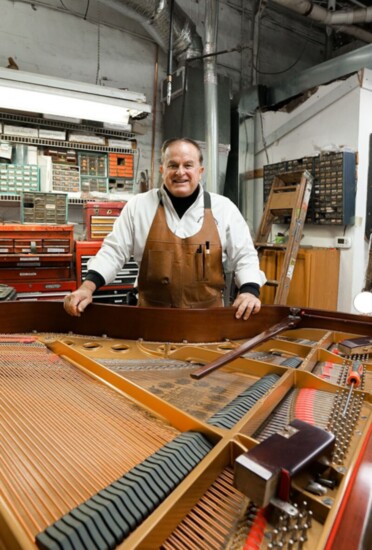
58, 0, 69, 10
58, 0, 89, 18
166, 0, 175, 106
83, 0, 90, 20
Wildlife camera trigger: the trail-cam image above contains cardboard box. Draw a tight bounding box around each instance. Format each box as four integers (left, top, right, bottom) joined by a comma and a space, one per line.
107, 139, 134, 149
38, 129, 67, 140
0, 141, 12, 161
68, 132, 106, 145
4, 125, 38, 138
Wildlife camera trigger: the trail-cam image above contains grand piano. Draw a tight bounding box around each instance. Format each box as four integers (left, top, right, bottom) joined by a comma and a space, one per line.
0, 301, 371, 550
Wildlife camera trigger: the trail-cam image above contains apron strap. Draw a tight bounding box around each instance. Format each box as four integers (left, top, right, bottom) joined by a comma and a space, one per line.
203, 191, 211, 209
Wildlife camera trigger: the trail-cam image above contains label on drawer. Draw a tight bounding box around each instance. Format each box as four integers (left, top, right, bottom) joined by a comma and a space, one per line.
46, 248, 64, 253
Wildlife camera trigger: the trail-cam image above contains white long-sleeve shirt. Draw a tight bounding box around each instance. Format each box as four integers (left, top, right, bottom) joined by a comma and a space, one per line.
88, 186, 266, 289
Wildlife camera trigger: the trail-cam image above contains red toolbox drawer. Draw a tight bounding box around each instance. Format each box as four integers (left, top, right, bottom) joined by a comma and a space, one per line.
75, 241, 138, 289
0, 265, 73, 281
0, 224, 74, 254
11, 280, 77, 293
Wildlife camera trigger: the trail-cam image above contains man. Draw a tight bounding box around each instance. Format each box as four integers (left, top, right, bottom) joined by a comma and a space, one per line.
64, 138, 266, 320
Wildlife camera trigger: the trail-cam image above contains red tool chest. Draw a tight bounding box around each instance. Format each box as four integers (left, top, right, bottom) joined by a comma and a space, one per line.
0, 224, 75, 297
83, 201, 126, 241
75, 240, 138, 303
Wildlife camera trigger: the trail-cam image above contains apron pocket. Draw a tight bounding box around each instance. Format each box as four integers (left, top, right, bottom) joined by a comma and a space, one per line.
147, 249, 173, 283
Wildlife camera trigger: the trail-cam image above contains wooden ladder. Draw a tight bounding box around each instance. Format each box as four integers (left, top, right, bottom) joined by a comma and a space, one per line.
255, 170, 313, 305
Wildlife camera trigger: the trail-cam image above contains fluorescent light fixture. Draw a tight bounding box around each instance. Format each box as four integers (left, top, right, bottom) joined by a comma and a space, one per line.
0, 68, 151, 125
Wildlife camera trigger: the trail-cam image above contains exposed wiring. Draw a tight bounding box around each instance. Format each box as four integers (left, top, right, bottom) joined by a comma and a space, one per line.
253, 0, 313, 77
252, 0, 266, 83
58, 0, 90, 18
18, 0, 154, 42
58, 0, 69, 10
186, 43, 251, 63
252, 34, 311, 75
83, 0, 90, 20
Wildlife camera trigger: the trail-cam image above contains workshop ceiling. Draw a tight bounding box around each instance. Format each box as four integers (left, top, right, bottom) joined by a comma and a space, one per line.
11, 0, 372, 61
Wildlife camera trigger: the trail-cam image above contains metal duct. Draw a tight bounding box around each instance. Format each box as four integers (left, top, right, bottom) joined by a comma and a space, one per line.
104, 0, 224, 196
266, 42, 372, 106
204, 0, 220, 194
273, 0, 372, 25
101, 0, 203, 60
271, 0, 372, 42
238, 41, 372, 116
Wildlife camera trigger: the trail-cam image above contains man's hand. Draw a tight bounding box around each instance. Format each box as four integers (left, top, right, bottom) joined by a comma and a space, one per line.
64, 281, 96, 317
232, 292, 261, 320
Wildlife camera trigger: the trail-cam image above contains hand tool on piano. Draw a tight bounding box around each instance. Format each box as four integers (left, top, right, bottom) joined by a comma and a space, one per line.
342, 360, 364, 417
190, 308, 303, 379
234, 419, 335, 507
337, 336, 372, 356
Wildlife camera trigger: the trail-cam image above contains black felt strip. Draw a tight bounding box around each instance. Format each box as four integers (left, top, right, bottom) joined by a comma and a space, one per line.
208, 374, 280, 429
111, 478, 151, 517
37, 525, 75, 550
68, 508, 108, 549
73, 504, 116, 549
35, 431, 213, 550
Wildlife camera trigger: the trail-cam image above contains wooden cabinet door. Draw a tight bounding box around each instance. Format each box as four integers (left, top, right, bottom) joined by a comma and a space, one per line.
260, 248, 340, 310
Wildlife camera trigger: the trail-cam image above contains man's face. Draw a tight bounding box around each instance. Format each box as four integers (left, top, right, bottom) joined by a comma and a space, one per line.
160, 141, 204, 197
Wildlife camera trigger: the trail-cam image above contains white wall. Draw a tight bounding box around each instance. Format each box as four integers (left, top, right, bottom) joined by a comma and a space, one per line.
249, 71, 370, 313
0, 1, 166, 185
0, 0, 327, 181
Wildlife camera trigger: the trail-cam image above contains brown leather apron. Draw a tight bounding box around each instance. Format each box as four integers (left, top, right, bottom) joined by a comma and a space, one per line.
138, 191, 225, 308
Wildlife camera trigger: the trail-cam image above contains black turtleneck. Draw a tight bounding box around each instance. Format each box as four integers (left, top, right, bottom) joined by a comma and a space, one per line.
164, 184, 200, 218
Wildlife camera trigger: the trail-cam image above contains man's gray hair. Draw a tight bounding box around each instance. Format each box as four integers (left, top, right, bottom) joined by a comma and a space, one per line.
161, 137, 203, 164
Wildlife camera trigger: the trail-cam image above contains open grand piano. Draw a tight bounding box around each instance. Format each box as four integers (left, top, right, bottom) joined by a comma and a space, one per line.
0, 301, 371, 550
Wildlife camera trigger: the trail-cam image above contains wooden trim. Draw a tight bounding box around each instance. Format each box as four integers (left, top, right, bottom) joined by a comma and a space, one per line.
241, 168, 264, 181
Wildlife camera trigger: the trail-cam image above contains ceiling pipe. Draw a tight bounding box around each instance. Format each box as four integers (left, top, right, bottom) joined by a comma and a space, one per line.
204, 0, 220, 194
166, 0, 175, 105
100, 0, 203, 61
280, 0, 372, 25
102, 1, 223, 194
271, 0, 372, 42
333, 24, 372, 42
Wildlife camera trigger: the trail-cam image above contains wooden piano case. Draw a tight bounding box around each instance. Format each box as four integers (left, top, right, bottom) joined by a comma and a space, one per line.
0, 302, 371, 550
